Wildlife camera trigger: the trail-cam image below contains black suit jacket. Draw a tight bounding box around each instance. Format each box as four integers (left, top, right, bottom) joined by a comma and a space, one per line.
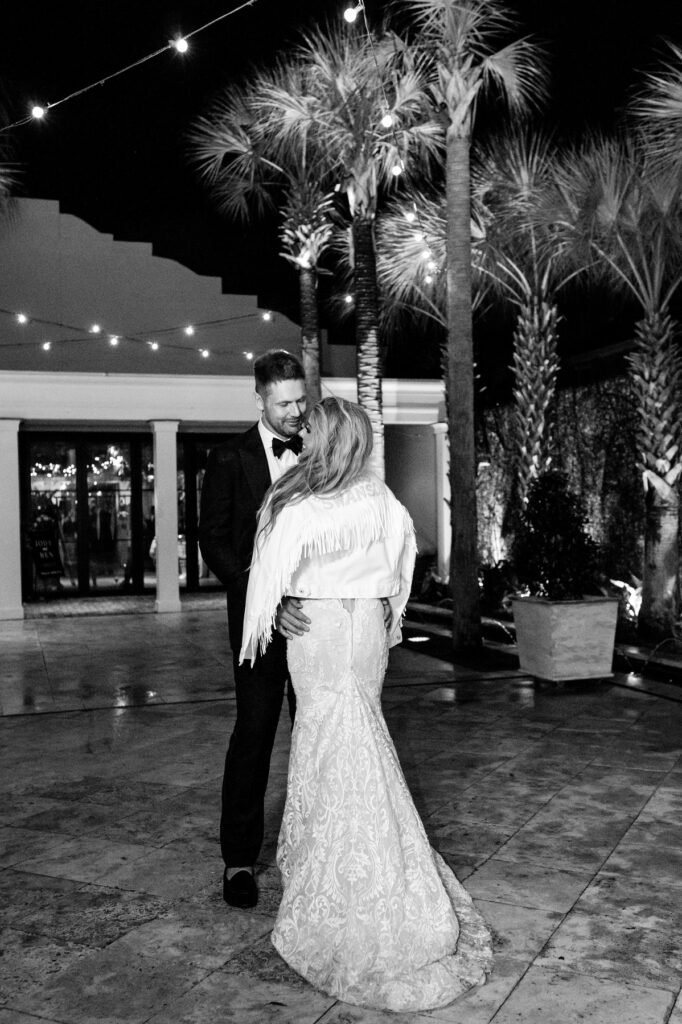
199, 424, 271, 650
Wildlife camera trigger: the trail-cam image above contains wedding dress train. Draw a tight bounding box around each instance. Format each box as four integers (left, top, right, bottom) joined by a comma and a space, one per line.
272, 598, 493, 1012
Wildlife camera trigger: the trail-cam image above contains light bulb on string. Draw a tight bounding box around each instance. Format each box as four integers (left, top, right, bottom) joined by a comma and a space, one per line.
344, 294, 354, 304
404, 210, 416, 223
425, 275, 433, 284
42, 341, 51, 351
184, 325, 195, 336
244, 351, 254, 361
413, 231, 424, 242
343, 3, 363, 23
90, 324, 101, 334
421, 249, 431, 260
381, 113, 393, 129
31, 105, 46, 120
427, 260, 437, 271
172, 36, 189, 53
262, 311, 272, 322
200, 349, 210, 358
149, 341, 159, 351
16, 313, 28, 324
109, 336, 119, 347
391, 162, 404, 177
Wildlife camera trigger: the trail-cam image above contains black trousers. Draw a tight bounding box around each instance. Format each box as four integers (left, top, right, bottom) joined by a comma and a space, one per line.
221, 603, 295, 867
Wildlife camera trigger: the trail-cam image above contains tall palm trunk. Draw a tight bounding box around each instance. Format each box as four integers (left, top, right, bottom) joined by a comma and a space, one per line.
628, 311, 682, 638
446, 129, 481, 649
353, 214, 385, 478
511, 296, 560, 508
299, 266, 322, 405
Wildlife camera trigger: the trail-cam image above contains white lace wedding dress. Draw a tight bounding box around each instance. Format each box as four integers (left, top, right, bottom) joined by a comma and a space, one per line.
272, 597, 493, 1012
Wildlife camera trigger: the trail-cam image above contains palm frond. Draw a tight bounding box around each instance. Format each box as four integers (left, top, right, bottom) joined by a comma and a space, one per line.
480, 38, 548, 111
631, 41, 682, 168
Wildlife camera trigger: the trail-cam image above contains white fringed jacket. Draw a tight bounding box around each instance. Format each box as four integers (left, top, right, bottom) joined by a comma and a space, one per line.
239, 472, 417, 664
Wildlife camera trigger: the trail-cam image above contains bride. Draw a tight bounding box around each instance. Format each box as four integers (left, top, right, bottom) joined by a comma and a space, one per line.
240, 396, 492, 1012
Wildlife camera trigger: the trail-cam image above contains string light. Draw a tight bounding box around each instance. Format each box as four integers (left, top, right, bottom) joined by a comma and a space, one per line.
0, 305, 294, 361
184, 325, 195, 336
343, 3, 363, 23
391, 162, 403, 177
89, 324, 101, 334
344, 294, 354, 304
0, 1, 260, 134
380, 113, 393, 129
42, 341, 51, 351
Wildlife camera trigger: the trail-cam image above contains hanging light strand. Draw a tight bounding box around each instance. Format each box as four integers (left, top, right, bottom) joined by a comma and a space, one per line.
0, 0, 259, 134
0, 305, 280, 361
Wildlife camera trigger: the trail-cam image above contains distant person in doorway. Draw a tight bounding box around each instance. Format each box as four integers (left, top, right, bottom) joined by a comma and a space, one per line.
199, 349, 310, 909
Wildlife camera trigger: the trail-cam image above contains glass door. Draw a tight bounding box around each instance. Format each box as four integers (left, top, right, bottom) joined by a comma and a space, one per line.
86, 442, 132, 592
22, 434, 155, 600
26, 441, 78, 595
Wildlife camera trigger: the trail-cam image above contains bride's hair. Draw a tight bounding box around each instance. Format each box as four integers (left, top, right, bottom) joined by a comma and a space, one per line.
257, 396, 373, 540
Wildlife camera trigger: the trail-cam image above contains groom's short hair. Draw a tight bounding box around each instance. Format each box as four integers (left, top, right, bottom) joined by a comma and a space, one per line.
254, 349, 305, 395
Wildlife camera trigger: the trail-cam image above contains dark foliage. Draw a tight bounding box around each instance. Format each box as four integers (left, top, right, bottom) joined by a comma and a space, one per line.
511, 469, 600, 600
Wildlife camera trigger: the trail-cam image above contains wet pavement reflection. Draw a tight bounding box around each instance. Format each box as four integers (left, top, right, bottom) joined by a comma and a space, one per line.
0, 606, 681, 1023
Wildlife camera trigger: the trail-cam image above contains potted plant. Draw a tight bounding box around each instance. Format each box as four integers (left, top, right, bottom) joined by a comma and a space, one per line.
510, 470, 618, 681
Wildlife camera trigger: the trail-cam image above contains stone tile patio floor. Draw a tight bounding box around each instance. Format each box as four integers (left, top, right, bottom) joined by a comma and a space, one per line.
1, 599, 682, 1023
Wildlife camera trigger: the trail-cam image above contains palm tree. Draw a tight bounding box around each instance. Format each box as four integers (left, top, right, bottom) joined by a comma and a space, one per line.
189, 67, 335, 403
474, 129, 583, 512
400, 0, 547, 649
256, 20, 441, 475
551, 135, 682, 639
631, 41, 682, 173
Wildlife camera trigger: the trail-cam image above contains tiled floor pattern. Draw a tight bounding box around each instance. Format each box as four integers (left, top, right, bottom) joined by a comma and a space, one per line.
1, 609, 681, 1023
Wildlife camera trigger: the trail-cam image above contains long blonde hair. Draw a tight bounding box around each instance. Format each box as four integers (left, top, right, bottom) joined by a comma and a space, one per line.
258, 396, 373, 540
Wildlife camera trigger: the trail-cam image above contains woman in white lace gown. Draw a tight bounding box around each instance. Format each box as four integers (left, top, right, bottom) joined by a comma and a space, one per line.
240, 397, 492, 1012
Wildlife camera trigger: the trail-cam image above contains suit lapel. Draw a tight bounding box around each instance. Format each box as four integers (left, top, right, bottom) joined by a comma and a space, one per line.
239, 424, 271, 505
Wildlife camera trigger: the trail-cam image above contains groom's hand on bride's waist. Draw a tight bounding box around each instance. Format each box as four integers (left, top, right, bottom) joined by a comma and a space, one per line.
275, 598, 311, 639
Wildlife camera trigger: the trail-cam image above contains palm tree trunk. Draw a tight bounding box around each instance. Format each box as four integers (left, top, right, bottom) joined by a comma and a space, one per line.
298, 266, 321, 406
641, 498, 679, 640
628, 312, 682, 639
352, 214, 384, 478
511, 297, 560, 508
446, 129, 481, 650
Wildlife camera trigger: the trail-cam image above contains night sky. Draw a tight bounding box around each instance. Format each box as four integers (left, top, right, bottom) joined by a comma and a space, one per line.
2, 0, 682, 354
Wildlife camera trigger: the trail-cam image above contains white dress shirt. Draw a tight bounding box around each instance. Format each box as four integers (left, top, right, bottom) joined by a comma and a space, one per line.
258, 419, 300, 482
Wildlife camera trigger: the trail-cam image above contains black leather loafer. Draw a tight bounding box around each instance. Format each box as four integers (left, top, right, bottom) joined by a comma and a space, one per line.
223, 869, 258, 908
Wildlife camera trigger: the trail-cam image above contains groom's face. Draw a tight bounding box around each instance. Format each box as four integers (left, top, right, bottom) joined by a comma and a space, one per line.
256, 378, 307, 439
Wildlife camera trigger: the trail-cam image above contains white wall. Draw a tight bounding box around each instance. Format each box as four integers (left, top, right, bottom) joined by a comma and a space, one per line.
0, 199, 300, 376
385, 423, 438, 556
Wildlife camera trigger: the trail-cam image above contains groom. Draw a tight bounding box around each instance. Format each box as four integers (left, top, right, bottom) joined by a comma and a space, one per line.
199, 349, 310, 909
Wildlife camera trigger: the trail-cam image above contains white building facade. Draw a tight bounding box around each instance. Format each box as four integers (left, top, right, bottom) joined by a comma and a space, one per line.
0, 200, 447, 620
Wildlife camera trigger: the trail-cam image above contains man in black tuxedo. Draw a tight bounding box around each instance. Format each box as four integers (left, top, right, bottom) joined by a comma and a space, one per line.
199, 349, 310, 909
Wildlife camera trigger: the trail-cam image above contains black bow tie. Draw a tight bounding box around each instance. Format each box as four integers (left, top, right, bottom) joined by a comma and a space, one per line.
272, 435, 303, 459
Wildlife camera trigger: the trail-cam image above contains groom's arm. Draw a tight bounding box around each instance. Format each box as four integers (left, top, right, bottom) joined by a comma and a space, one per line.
199, 445, 247, 595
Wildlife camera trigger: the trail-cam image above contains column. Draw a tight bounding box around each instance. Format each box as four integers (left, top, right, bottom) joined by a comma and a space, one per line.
0, 420, 24, 620
150, 420, 181, 614
432, 422, 450, 582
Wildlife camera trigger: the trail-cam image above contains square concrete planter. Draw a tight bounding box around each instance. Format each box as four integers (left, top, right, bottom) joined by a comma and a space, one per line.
511, 596, 619, 682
